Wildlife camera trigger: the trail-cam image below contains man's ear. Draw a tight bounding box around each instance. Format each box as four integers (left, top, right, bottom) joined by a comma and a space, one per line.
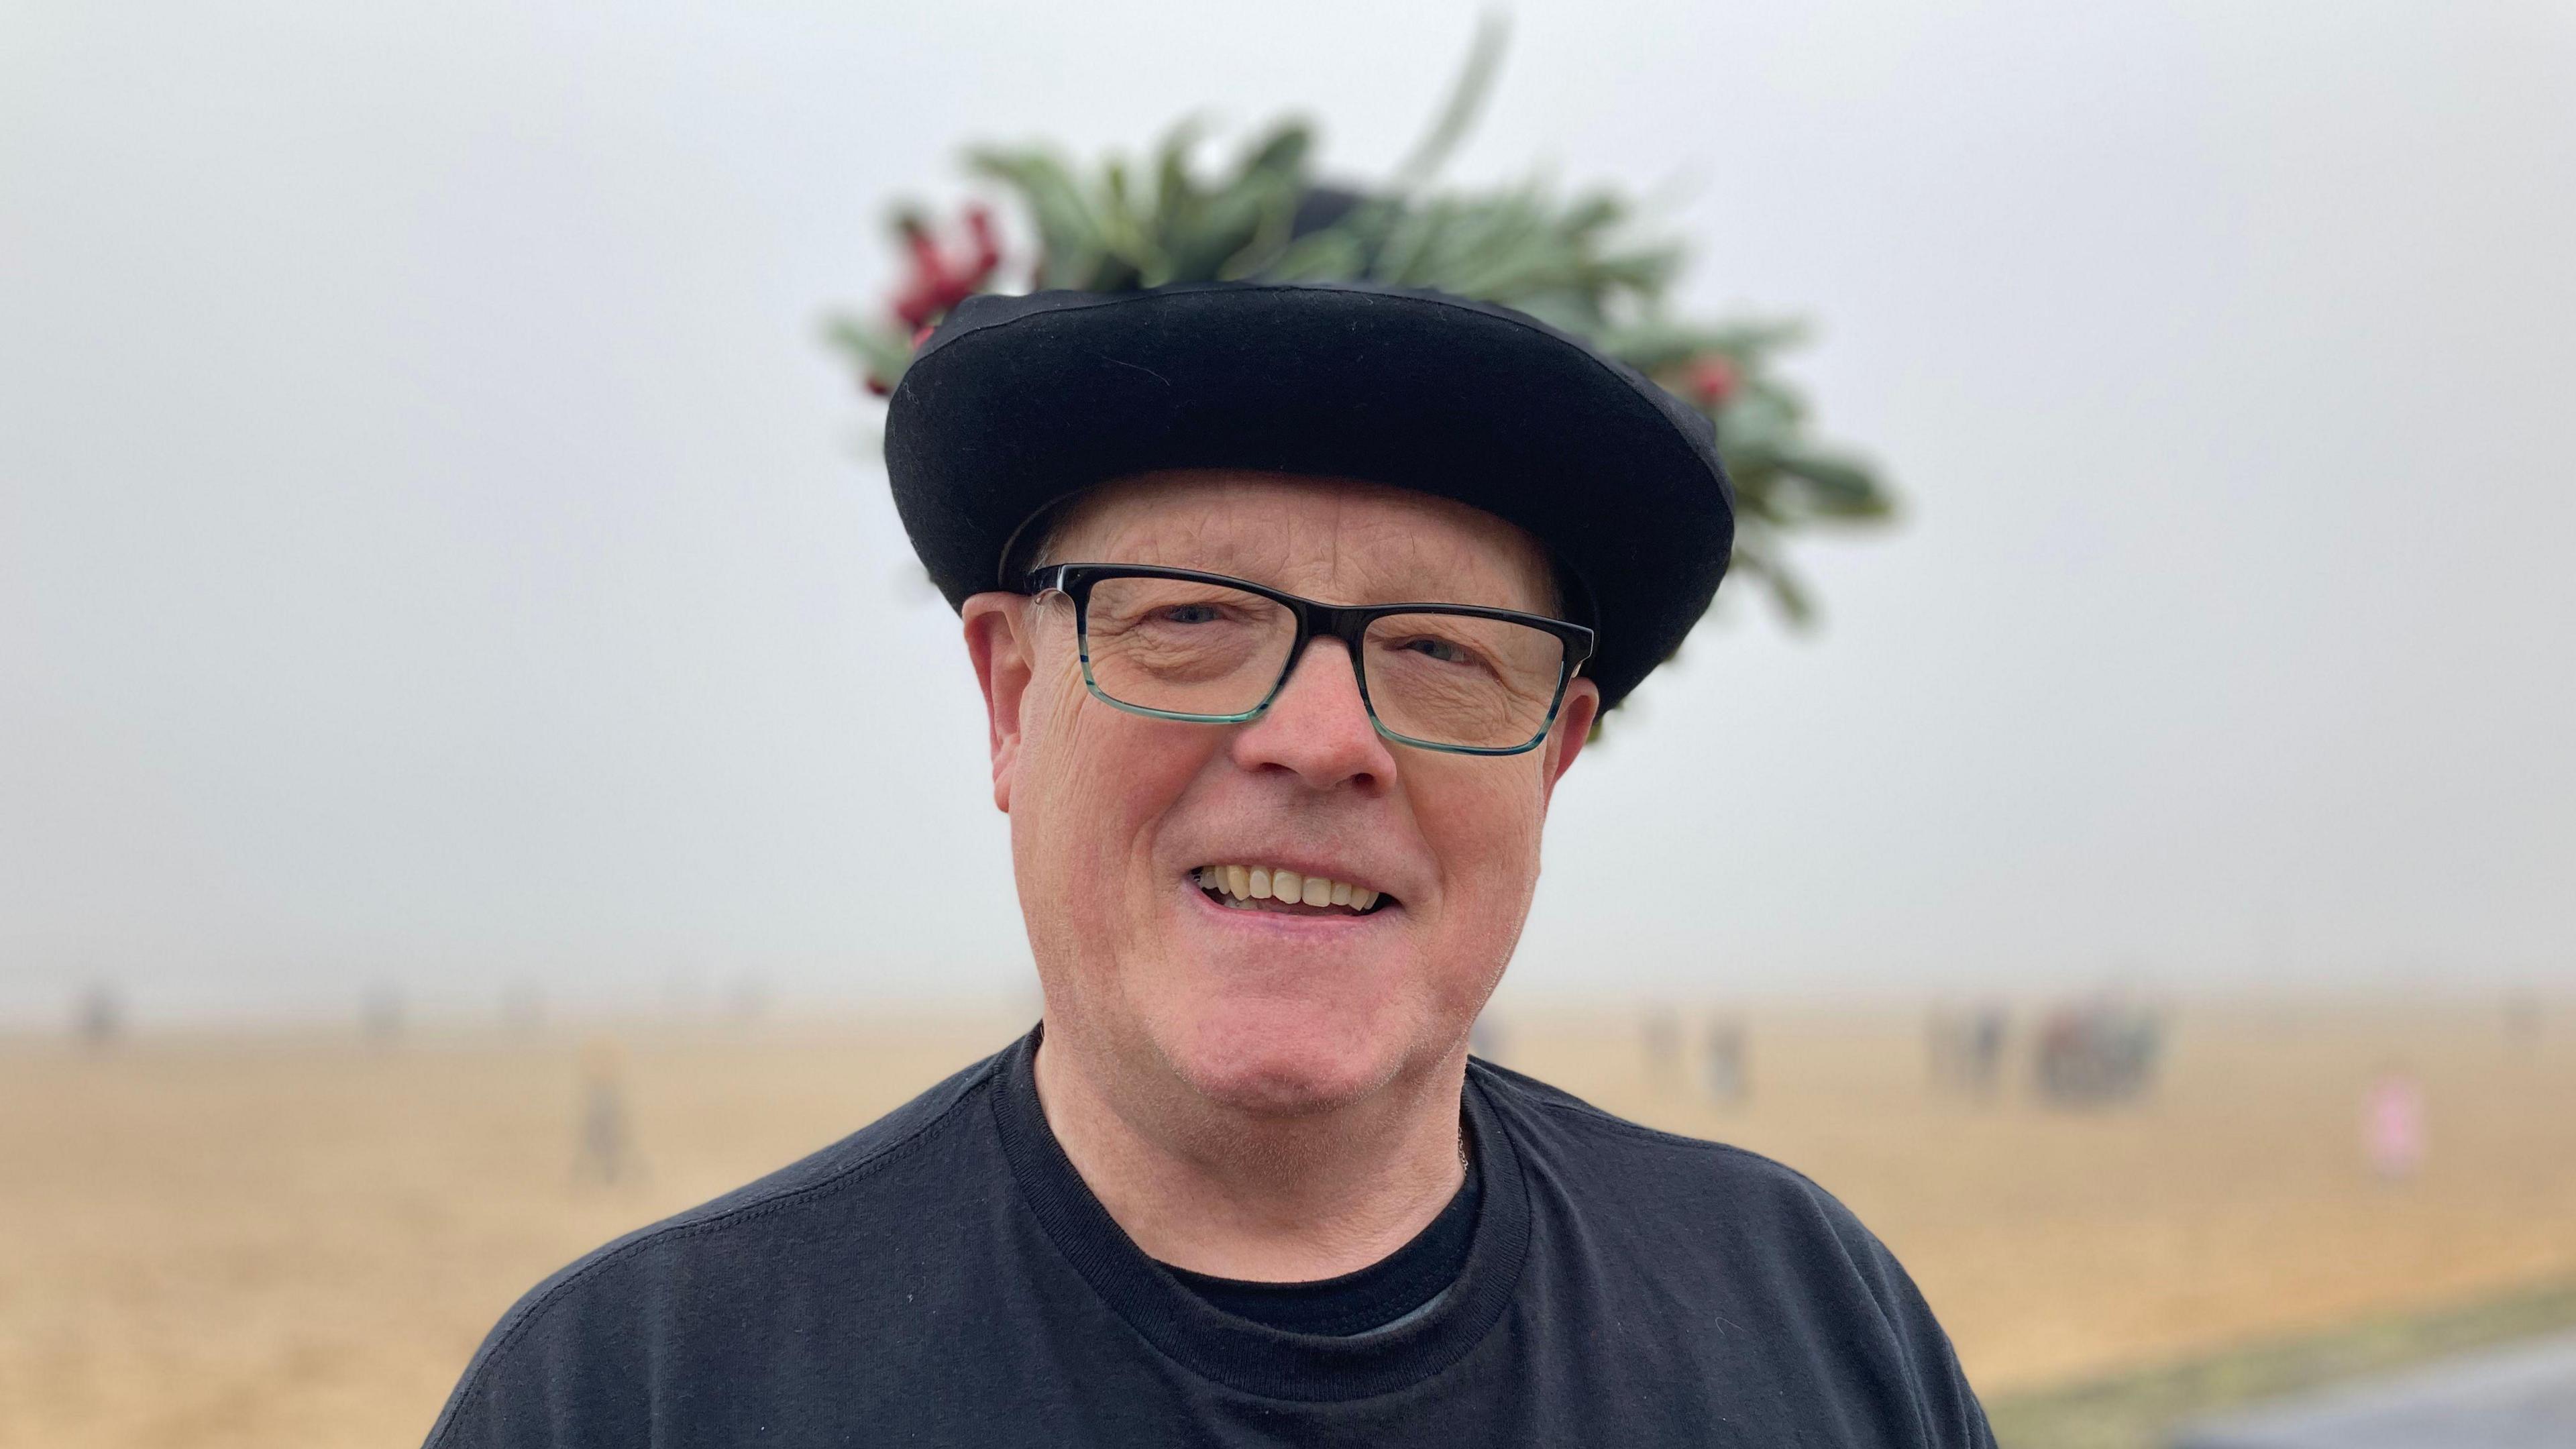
963, 592, 1034, 813
1539, 678, 1602, 806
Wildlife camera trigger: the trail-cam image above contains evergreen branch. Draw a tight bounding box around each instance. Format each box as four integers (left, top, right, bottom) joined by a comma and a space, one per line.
826, 19, 1902, 662
1388, 13, 1509, 194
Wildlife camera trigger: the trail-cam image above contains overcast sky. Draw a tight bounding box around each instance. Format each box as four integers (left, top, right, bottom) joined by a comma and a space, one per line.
4, 1, 2571, 1025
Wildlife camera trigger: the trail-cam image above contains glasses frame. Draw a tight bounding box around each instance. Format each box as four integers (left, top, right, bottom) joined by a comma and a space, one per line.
1020, 563, 1598, 757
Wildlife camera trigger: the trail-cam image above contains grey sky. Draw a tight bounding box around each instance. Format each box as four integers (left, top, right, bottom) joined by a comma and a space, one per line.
4, 1, 2571, 1025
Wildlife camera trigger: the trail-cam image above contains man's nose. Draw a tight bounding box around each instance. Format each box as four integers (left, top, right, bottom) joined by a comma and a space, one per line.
1228, 637, 1398, 792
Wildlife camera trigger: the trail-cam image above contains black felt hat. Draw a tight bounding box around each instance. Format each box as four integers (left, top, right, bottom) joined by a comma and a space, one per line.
882, 281, 1734, 711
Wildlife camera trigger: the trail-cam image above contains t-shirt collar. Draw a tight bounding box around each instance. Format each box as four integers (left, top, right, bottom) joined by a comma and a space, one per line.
986, 1026, 1534, 1402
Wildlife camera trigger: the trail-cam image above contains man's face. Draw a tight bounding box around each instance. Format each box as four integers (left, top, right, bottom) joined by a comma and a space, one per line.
965, 472, 1599, 1118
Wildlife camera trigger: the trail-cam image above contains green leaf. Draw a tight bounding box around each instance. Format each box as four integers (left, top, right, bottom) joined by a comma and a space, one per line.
1389, 13, 1509, 193
820, 316, 916, 389
966, 146, 1111, 288
849, 17, 1902, 680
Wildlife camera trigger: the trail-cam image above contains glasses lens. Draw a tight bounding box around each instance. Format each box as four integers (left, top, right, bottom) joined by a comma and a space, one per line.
1082, 576, 1297, 718
1362, 612, 1569, 751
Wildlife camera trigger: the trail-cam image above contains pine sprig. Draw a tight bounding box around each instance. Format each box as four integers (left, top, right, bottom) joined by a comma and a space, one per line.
827, 34, 1893, 635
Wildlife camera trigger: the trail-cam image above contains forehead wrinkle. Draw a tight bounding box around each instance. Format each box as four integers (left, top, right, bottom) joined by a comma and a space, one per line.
1055, 486, 1288, 576
1328, 508, 1517, 604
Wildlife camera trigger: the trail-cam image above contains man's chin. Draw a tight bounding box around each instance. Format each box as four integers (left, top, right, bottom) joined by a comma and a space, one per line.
1153, 1012, 1411, 1120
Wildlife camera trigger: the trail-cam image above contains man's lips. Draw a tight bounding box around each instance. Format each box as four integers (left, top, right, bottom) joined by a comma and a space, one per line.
1189, 863, 1393, 917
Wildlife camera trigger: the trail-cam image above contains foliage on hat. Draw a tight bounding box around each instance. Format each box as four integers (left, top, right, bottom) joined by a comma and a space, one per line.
828, 23, 1891, 628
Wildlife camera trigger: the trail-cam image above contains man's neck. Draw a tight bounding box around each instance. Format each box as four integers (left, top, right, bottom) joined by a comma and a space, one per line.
1030, 1024, 1470, 1283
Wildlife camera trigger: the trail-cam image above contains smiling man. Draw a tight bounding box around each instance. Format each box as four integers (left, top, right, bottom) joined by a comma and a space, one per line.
424, 284, 1994, 1447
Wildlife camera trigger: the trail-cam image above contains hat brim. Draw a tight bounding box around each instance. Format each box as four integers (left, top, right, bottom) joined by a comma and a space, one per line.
883, 282, 1733, 711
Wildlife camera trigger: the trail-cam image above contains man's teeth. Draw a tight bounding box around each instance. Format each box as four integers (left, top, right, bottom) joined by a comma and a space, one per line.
1196, 865, 1382, 913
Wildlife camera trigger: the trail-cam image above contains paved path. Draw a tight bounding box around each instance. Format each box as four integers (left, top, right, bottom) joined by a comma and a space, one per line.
2173, 1330, 2576, 1449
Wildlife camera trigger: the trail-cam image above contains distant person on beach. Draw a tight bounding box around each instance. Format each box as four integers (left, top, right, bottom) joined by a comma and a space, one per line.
427, 282, 1990, 1446
1968, 1006, 2006, 1091
2364, 1066, 2426, 1181
1929, 1004, 2008, 1096
74, 983, 121, 1051
1642, 1002, 1683, 1091
1704, 1014, 1750, 1104
572, 1038, 639, 1187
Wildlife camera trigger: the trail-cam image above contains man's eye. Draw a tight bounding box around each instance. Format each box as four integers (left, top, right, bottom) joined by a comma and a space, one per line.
1401, 637, 1472, 664
1157, 604, 1223, 625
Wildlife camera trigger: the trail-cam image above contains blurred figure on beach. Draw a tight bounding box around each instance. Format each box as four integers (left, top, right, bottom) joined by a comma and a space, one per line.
2363, 1065, 2426, 1181
1929, 1003, 2008, 1097
1704, 1015, 1750, 1106
2033, 996, 2163, 1108
74, 983, 122, 1051
1642, 1004, 1682, 1092
576, 1038, 641, 1187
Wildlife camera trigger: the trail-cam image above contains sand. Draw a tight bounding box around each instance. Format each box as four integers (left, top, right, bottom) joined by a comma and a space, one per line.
3, 999, 2570, 1446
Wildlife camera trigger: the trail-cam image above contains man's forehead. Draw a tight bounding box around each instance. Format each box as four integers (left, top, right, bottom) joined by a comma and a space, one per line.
1044, 470, 1557, 610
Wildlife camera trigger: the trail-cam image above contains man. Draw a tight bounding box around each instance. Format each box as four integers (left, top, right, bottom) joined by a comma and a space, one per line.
425, 284, 1993, 1446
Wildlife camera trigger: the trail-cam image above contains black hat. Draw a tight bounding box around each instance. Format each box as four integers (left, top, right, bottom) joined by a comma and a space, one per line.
883, 280, 1734, 711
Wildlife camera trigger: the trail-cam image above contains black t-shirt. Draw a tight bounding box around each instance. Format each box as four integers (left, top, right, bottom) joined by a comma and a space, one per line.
1163, 1127, 1482, 1335
425, 1031, 1994, 1448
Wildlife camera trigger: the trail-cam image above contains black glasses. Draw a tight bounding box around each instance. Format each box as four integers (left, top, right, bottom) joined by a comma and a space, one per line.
1020, 564, 1596, 756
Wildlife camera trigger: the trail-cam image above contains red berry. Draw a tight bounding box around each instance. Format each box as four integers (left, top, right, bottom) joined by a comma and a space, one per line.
1686, 356, 1739, 407
885, 206, 1006, 331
